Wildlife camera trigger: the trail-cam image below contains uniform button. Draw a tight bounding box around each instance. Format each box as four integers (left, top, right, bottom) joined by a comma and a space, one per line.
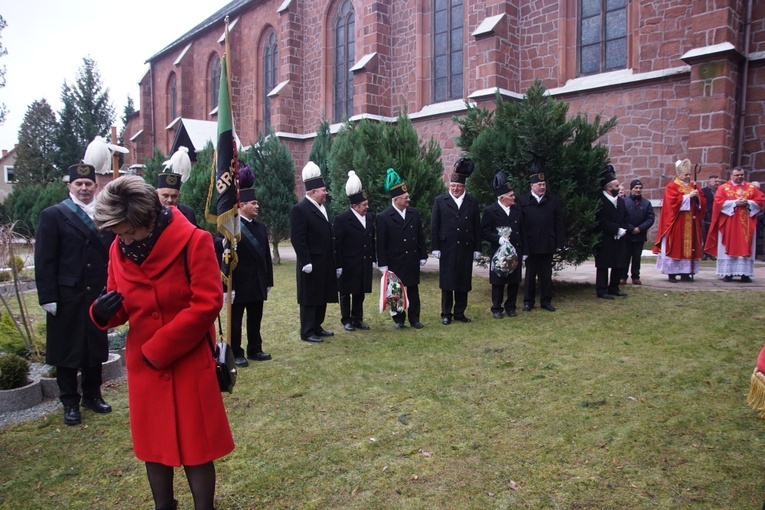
161, 374, 170, 381
86, 286, 91, 291
86, 263, 91, 268
152, 312, 159, 320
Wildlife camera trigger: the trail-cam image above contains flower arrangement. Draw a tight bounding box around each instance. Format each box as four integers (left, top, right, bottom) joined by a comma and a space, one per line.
379, 269, 408, 315
492, 226, 518, 278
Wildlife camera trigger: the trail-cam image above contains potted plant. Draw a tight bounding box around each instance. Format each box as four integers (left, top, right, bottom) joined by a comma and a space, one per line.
0, 353, 43, 412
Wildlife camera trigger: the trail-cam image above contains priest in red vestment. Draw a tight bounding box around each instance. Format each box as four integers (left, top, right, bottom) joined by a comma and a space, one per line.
704, 167, 764, 282
652, 159, 706, 282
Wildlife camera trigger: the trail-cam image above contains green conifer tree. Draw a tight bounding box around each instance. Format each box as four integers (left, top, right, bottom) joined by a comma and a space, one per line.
243, 136, 296, 264
180, 143, 216, 234
328, 113, 445, 238
455, 80, 617, 266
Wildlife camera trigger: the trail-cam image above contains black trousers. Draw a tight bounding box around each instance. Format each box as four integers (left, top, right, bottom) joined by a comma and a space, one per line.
57, 364, 103, 407
523, 253, 553, 307
231, 300, 264, 358
491, 283, 519, 313
392, 285, 420, 325
300, 303, 327, 339
596, 266, 622, 296
622, 241, 644, 280
440, 290, 468, 318
339, 293, 365, 325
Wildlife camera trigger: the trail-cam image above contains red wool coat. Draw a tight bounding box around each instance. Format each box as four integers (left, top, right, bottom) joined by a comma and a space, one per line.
92, 208, 233, 467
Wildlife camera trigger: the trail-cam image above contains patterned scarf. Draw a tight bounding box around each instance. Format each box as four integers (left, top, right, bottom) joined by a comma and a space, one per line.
119, 207, 173, 265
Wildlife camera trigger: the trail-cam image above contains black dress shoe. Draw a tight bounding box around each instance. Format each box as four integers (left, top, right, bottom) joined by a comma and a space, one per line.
608, 291, 628, 297
317, 329, 335, 337
410, 322, 424, 329
680, 274, 692, 282
723, 275, 734, 282
454, 315, 472, 323
442, 317, 451, 325
234, 356, 250, 367
668, 275, 678, 282
598, 294, 615, 300
506, 309, 517, 317
155, 499, 178, 510
248, 352, 272, 361
302, 335, 324, 343
343, 323, 356, 332
523, 304, 532, 312
394, 322, 406, 330
63, 406, 81, 425
353, 321, 370, 330
493, 311, 503, 319
742, 275, 753, 283
81, 397, 112, 414
541, 303, 556, 312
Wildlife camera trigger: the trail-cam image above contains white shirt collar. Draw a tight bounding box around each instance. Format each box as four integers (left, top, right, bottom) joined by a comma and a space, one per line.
531, 191, 544, 203
351, 207, 366, 227
392, 200, 406, 219
306, 195, 328, 220
603, 190, 618, 207
451, 191, 465, 209
497, 198, 510, 215
70, 193, 95, 219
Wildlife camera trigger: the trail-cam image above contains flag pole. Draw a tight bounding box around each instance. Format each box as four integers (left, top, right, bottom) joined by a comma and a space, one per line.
224, 15, 234, 347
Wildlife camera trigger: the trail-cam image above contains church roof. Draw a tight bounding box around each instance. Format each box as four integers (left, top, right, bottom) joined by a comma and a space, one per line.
146, 0, 256, 63
169, 119, 242, 161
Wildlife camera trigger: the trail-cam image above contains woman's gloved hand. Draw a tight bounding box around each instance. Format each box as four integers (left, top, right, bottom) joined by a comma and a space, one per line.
92, 289, 124, 326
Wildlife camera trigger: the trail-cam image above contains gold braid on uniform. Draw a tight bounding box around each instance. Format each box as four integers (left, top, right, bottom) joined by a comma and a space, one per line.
747, 368, 765, 418
120, 206, 173, 265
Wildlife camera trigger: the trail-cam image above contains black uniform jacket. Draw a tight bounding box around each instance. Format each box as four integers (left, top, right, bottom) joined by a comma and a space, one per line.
35, 200, 114, 367
430, 193, 481, 292
376, 205, 427, 287
481, 201, 523, 285
594, 193, 629, 268
333, 209, 376, 295
289, 198, 338, 306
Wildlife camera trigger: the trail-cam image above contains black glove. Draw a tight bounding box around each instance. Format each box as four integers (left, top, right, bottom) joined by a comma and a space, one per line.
92, 289, 124, 326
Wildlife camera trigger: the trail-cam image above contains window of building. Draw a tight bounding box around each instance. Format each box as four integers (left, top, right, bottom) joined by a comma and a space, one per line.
4, 166, 15, 184
263, 31, 278, 133
209, 54, 222, 113
579, 0, 627, 76
168, 73, 178, 121
432, 0, 464, 103
333, 0, 355, 123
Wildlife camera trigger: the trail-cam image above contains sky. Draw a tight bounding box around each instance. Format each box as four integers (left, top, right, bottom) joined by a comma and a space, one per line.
0, 0, 231, 152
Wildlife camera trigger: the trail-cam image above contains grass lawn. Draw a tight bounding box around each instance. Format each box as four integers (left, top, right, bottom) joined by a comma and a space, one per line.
1, 262, 765, 509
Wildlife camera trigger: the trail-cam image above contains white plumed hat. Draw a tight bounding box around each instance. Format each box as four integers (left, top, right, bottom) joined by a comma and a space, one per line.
302, 161, 325, 191
345, 170, 367, 204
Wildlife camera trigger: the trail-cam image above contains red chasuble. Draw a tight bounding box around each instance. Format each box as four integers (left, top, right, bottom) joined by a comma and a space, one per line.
704, 180, 765, 258
653, 178, 706, 260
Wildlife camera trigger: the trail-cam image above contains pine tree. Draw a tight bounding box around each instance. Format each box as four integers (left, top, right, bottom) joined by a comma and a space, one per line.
14, 99, 59, 187
243, 135, 296, 264
328, 113, 445, 238
182, 144, 216, 233
54, 57, 115, 170
308, 119, 335, 215
455, 80, 617, 266
118, 96, 136, 146
141, 147, 166, 195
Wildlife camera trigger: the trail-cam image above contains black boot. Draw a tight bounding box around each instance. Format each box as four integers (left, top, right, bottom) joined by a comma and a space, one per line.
63, 406, 81, 426
155, 499, 178, 510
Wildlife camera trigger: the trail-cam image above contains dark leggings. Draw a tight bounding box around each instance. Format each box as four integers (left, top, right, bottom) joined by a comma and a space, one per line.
146, 461, 216, 510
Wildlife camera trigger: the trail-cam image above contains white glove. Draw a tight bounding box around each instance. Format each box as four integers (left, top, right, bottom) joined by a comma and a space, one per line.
266, 287, 272, 296
473, 251, 481, 261
616, 228, 627, 239
372, 262, 377, 269
420, 259, 427, 266
498, 237, 509, 246
230, 290, 236, 301
42, 302, 57, 316
522, 255, 528, 262
336, 268, 343, 278
431, 250, 441, 259
302, 264, 313, 274
378, 266, 388, 273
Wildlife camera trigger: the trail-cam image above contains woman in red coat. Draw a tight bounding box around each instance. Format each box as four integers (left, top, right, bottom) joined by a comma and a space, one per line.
90, 176, 233, 510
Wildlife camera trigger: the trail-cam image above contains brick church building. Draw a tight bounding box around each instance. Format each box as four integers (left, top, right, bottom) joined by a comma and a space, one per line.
122, 0, 765, 202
